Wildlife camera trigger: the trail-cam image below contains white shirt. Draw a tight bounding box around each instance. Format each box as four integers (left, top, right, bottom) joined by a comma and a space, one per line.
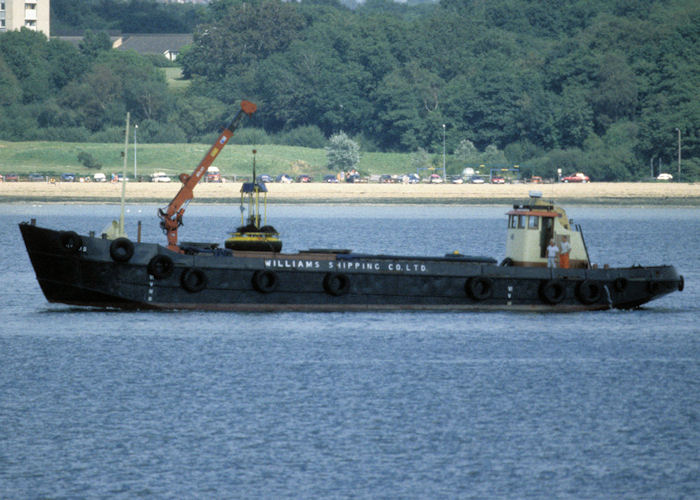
560, 240, 571, 255
547, 244, 559, 258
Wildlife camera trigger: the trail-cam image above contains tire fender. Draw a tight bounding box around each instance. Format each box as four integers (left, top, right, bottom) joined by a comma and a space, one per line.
466, 276, 494, 301
110, 237, 134, 262
148, 254, 174, 280
59, 231, 83, 254
323, 273, 351, 296
539, 280, 566, 304
252, 270, 279, 294
181, 267, 207, 293
575, 280, 602, 305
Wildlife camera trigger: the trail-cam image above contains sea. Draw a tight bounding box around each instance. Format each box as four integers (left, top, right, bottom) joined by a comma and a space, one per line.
1, 202, 698, 498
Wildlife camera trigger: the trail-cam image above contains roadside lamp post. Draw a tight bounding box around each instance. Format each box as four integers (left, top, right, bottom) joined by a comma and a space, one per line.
442, 124, 446, 182
675, 128, 681, 182
134, 124, 138, 181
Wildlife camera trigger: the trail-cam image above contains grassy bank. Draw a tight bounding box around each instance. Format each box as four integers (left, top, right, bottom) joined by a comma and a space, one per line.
0, 141, 412, 181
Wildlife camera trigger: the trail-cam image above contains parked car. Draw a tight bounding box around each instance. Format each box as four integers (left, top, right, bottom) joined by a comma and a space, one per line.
449, 175, 464, 184
400, 173, 420, 184
206, 166, 222, 183
28, 173, 45, 182
93, 173, 107, 182
5, 173, 20, 182
346, 173, 363, 183
256, 174, 274, 183
429, 174, 444, 184
529, 176, 543, 184
470, 175, 485, 184
379, 174, 396, 183
151, 172, 172, 183
656, 173, 673, 181
491, 176, 506, 184
276, 173, 293, 183
61, 173, 76, 182
561, 172, 590, 183
296, 175, 313, 183
323, 175, 339, 183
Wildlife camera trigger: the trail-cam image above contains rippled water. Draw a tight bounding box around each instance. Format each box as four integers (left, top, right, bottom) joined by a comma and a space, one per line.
1, 203, 698, 498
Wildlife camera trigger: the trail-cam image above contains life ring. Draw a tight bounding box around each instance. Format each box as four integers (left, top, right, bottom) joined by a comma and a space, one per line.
678, 275, 684, 292
252, 270, 279, 293
466, 276, 493, 301
181, 267, 207, 293
539, 280, 566, 304
59, 231, 82, 253
575, 280, 602, 305
613, 277, 628, 292
147, 254, 174, 279
500, 257, 514, 267
323, 272, 351, 296
109, 237, 134, 262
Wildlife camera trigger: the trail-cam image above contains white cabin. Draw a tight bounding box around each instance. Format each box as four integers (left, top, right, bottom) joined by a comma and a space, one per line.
504, 192, 590, 268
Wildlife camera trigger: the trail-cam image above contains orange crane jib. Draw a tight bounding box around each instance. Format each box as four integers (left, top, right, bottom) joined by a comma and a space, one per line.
158, 100, 257, 252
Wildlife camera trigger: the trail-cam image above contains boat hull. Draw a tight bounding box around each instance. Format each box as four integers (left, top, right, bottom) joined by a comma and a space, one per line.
19, 222, 684, 312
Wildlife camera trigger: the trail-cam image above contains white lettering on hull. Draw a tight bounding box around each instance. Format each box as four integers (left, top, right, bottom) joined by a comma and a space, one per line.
263, 259, 429, 274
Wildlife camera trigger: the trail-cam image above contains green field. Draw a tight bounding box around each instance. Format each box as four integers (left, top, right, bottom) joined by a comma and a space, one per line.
0, 141, 415, 181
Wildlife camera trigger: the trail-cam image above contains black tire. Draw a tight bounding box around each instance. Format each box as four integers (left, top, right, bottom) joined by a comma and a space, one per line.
539, 280, 566, 304
575, 280, 602, 305
110, 237, 134, 262
614, 277, 628, 292
59, 231, 82, 254
323, 273, 351, 296
252, 270, 279, 294
466, 276, 494, 301
147, 254, 174, 280
181, 268, 207, 293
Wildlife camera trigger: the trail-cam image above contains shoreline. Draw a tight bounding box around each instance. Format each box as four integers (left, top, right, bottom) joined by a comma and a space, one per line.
1, 182, 699, 206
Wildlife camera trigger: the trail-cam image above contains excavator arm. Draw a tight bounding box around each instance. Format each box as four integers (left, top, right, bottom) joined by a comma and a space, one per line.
159, 100, 257, 252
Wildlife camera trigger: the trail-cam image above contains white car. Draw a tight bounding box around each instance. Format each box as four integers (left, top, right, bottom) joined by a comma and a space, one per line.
93, 173, 107, 182
656, 173, 673, 181
151, 172, 172, 183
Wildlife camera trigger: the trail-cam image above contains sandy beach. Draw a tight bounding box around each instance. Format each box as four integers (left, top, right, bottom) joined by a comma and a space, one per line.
1, 181, 699, 205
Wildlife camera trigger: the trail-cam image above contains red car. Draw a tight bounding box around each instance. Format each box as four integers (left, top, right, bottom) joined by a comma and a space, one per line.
561, 173, 590, 183
491, 176, 505, 184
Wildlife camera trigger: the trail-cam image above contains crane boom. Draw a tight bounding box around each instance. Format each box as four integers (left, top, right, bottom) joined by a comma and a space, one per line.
159, 100, 257, 252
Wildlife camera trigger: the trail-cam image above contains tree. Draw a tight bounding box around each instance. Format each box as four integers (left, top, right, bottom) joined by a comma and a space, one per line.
78, 30, 112, 60
179, 0, 306, 81
326, 132, 360, 171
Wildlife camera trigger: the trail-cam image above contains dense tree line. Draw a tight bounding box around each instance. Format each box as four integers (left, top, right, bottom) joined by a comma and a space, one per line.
1, 0, 698, 180
50, 0, 207, 35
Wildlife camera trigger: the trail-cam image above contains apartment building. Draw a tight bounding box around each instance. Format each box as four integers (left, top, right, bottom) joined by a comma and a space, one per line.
0, 0, 50, 36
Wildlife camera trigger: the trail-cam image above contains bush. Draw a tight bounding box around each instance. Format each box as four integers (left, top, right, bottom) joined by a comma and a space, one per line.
77, 151, 102, 169
231, 127, 271, 145
90, 127, 126, 143
275, 125, 326, 148
138, 119, 187, 143
30, 127, 91, 142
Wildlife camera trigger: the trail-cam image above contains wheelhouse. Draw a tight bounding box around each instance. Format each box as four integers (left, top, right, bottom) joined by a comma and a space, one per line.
504, 191, 590, 268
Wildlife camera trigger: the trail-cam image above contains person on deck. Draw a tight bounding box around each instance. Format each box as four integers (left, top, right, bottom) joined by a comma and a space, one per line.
559, 235, 571, 269
547, 239, 559, 268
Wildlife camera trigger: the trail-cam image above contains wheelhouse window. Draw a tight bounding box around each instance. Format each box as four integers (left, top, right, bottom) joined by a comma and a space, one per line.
528, 216, 539, 229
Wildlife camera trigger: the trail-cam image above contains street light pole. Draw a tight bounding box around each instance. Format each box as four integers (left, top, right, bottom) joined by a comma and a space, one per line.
134, 124, 138, 181
442, 124, 446, 181
675, 127, 681, 182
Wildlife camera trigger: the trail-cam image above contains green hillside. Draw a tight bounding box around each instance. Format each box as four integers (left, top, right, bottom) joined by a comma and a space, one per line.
0, 141, 414, 180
